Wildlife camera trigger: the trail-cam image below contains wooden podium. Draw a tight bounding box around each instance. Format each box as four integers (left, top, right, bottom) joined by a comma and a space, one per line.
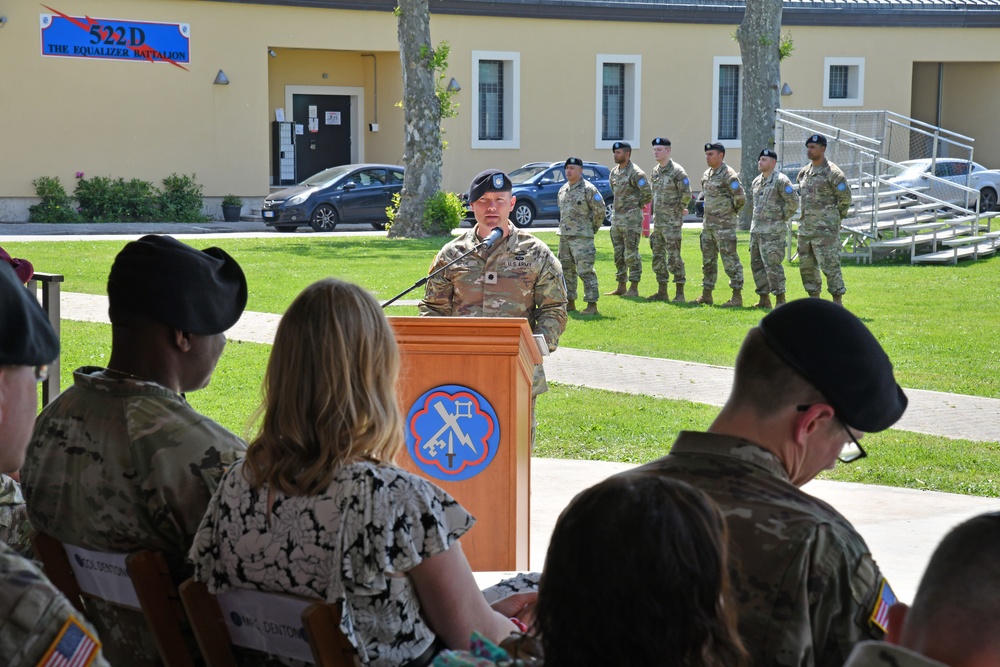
389, 316, 541, 571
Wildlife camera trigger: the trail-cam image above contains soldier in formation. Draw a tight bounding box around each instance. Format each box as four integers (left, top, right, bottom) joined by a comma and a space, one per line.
606, 141, 652, 298
749, 149, 799, 309
557, 157, 606, 316
697, 142, 746, 307
647, 137, 692, 303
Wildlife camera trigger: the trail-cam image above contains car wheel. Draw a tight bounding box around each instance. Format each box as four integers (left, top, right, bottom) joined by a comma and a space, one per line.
274, 225, 296, 233
604, 200, 614, 226
370, 221, 388, 231
978, 187, 998, 213
511, 201, 535, 228
309, 204, 338, 232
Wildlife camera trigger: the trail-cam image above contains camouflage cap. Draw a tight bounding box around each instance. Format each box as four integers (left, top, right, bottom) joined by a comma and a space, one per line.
468, 169, 512, 203
0, 261, 59, 366
705, 142, 726, 153
612, 141, 631, 152
806, 134, 828, 147
564, 157, 584, 168
651, 137, 672, 147
107, 235, 248, 335
758, 299, 907, 432
759, 149, 778, 159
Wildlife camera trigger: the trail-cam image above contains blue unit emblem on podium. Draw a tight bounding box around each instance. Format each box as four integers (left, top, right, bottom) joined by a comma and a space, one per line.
406, 385, 500, 481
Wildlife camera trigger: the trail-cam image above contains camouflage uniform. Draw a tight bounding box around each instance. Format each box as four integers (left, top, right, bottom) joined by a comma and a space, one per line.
796, 159, 852, 296
1, 542, 110, 666
557, 177, 605, 303
650, 160, 692, 286
700, 162, 746, 289
21, 368, 247, 666
636, 432, 888, 667
750, 170, 798, 296
419, 223, 567, 397
609, 161, 653, 283
0, 475, 31, 557
845, 642, 946, 667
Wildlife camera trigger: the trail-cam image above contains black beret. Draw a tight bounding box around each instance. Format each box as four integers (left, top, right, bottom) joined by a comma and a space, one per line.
758, 299, 907, 432
759, 149, 778, 160
705, 142, 726, 153
107, 235, 247, 335
806, 134, 828, 147
651, 137, 671, 147
0, 261, 59, 366
468, 169, 512, 203
612, 141, 631, 151
564, 157, 584, 168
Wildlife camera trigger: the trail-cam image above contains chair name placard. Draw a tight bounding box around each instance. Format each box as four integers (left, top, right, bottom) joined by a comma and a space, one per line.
63, 544, 141, 609
216, 588, 315, 663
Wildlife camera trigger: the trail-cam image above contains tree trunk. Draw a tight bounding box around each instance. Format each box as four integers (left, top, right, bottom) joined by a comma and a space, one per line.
389, 0, 442, 238
736, 0, 783, 230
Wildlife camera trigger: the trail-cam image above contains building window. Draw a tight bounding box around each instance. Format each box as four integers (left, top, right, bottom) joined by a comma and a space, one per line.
711, 56, 742, 147
824, 57, 865, 107
602, 64, 625, 141
471, 51, 520, 149
594, 55, 641, 149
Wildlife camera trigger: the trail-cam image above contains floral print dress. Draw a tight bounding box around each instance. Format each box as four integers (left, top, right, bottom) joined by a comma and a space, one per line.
189, 459, 475, 666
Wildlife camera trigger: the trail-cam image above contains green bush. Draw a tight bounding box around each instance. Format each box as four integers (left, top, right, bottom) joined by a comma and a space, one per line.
160, 173, 209, 222
421, 191, 465, 234
75, 176, 159, 222
28, 176, 80, 223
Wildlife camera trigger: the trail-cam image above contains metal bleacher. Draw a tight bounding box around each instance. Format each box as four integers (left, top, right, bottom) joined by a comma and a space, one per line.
776, 110, 996, 266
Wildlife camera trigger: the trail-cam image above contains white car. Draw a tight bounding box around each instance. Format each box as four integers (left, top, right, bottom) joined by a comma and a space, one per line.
882, 158, 1000, 212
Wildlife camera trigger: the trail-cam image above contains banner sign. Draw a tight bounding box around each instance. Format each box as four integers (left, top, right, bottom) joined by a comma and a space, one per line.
40, 5, 190, 70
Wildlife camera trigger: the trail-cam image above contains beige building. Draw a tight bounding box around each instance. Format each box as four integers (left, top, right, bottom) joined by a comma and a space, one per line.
0, 0, 997, 221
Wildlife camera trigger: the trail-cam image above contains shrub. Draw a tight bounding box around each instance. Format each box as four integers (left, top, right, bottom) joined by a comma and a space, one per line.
160, 173, 209, 222
29, 176, 80, 223
222, 194, 243, 207
75, 176, 159, 222
421, 191, 465, 234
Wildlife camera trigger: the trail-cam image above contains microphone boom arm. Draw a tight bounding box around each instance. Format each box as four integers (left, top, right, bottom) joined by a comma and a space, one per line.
381, 232, 498, 309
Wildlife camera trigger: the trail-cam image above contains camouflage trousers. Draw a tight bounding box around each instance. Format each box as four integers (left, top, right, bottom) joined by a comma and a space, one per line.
749, 231, 787, 295
558, 235, 600, 302
649, 226, 685, 285
610, 225, 642, 283
700, 226, 743, 290
798, 235, 845, 296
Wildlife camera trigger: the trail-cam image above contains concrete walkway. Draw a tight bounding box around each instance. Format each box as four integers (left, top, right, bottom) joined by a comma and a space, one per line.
54, 291, 1000, 601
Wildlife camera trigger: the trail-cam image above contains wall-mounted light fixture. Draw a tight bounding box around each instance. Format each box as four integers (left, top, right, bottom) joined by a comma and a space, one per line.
268, 49, 277, 58
446, 77, 461, 92
781, 83, 793, 96
214, 70, 230, 85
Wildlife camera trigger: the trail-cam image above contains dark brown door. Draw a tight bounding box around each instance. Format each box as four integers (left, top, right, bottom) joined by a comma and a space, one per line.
293, 94, 351, 182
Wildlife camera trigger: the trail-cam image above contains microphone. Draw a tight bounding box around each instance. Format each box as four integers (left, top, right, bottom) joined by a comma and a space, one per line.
481, 227, 504, 249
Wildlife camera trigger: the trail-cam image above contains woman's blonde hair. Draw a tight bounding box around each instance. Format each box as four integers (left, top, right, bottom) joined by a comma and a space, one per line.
244, 278, 403, 495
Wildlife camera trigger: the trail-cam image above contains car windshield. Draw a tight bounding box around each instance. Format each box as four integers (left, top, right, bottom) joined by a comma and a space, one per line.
300, 165, 354, 187
509, 166, 549, 184
883, 162, 928, 179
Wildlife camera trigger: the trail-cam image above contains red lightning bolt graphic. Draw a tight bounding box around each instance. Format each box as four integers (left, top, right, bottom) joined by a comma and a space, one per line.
42, 4, 190, 71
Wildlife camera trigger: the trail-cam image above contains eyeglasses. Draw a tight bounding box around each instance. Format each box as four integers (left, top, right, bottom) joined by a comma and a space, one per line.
797, 404, 868, 463
34, 364, 49, 383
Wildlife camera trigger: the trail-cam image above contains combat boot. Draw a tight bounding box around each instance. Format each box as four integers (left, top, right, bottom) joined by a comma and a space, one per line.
833, 293, 844, 306
693, 288, 713, 305
719, 289, 743, 308
672, 284, 686, 303
606, 281, 627, 296
774, 293, 787, 307
580, 302, 600, 316
646, 283, 670, 301
624, 281, 640, 297
807, 291, 821, 298
753, 293, 772, 309
567, 299, 576, 312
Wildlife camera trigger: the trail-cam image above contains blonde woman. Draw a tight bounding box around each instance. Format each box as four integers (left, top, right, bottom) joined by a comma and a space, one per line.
190, 279, 531, 667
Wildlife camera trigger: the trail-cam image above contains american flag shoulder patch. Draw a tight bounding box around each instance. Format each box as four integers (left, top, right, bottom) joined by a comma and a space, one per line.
869, 578, 897, 634
37, 616, 100, 667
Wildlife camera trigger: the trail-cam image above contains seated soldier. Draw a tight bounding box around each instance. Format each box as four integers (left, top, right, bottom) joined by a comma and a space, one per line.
0, 471, 31, 556
21, 235, 248, 665
0, 261, 109, 665
845, 512, 1000, 667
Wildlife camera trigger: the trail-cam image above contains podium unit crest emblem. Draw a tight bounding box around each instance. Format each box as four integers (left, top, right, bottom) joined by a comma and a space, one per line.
406, 385, 500, 481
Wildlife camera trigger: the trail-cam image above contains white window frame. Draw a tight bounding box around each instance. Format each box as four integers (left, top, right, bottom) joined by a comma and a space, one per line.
471, 51, 520, 149
823, 57, 865, 107
711, 56, 742, 149
595, 54, 641, 150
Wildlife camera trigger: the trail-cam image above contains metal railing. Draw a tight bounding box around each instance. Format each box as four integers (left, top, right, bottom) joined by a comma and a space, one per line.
25, 272, 63, 406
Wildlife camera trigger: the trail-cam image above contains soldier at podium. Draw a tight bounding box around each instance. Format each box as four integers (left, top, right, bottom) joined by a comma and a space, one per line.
419, 169, 568, 445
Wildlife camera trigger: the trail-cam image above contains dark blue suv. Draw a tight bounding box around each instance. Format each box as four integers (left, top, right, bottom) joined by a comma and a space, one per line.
479, 161, 614, 228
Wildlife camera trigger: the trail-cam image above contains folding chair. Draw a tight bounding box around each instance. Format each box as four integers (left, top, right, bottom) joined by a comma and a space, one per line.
31, 531, 196, 667
179, 579, 357, 667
